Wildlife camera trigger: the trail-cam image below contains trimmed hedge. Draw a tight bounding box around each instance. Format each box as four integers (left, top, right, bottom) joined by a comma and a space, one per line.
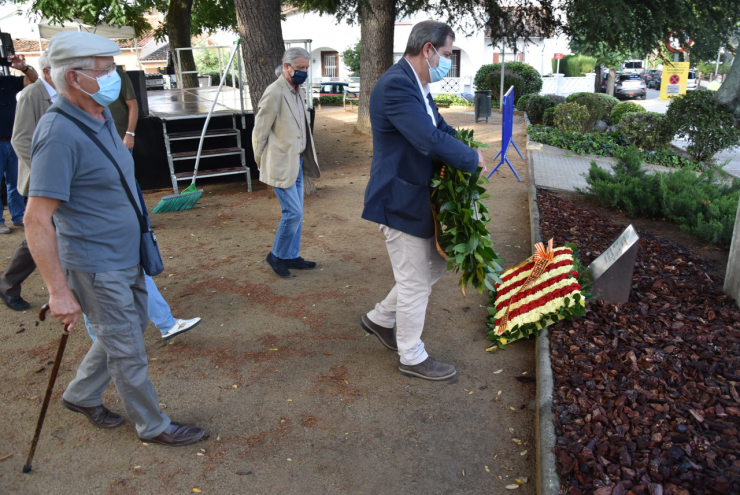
543, 94, 566, 105
486, 70, 528, 103
516, 93, 535, 112
619, 112, 673, 151
543, 107, 556, 127
554, 102, 590, 133
565, 93, 612, 129
552, 55, 597, 77
434, 94, 473, 107
474, 62, 542, 97
611, 101, 646, 125
313, 95, 356, 106
526, 95, 557, 124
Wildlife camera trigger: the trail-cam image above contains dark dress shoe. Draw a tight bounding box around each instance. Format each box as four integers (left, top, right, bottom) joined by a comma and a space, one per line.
0, 293, 30, 311
359, 315, 398, 351
61, 399, 124, 428
284, 257, 317, 269
266, 252, 291, 278
140, 422, 206, 446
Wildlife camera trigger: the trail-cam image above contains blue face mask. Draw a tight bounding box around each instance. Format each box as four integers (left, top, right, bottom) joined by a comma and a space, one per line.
289, 65, 308, 85
427, 46, 451, 83
76, 69, 121, 107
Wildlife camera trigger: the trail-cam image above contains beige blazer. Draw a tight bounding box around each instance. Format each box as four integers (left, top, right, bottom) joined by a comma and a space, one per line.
252, 75, 320, 188
11, 79, 53, 196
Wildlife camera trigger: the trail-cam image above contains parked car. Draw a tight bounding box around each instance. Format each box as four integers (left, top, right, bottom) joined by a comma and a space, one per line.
320, 82, 351, 96
647, 71, 662, 89
640, 69, 661, 87
600, 70, 620, 92
686, 71, 697, 91
614, 73, 647, 99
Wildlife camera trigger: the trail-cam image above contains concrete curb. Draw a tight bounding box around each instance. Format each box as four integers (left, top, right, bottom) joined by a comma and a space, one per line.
528, 151, 560, 495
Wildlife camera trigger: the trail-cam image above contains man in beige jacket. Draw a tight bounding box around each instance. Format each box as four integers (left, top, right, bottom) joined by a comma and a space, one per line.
252, 47, 321, 278
0, 51, 54, 311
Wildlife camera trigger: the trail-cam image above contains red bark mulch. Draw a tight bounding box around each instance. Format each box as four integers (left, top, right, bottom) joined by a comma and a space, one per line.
537, 189, 740, 495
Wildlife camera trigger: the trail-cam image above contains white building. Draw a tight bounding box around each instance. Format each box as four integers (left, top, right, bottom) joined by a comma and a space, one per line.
278, 7, 574, 95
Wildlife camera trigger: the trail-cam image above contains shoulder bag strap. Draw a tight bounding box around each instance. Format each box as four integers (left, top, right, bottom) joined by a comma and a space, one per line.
46, 107, 147, 234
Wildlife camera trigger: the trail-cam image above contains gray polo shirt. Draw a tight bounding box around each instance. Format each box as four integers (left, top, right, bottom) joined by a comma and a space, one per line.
29, 96, 141, 273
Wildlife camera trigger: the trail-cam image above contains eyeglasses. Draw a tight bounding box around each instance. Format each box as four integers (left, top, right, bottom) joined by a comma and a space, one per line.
289, 63, 309, 72
74, 63, 117, 75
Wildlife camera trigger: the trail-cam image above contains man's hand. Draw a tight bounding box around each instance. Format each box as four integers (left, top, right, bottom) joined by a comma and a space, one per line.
123, 134, 135, 150
49, 288, 82, 331
9, 56, 26, 71
477, 149, 488, 176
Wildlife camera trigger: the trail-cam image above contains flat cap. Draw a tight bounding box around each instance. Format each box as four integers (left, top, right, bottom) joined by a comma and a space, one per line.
48, 31, 122, 66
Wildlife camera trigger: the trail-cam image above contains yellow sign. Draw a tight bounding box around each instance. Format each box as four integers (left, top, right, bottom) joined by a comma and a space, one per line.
659, 61, 690, 100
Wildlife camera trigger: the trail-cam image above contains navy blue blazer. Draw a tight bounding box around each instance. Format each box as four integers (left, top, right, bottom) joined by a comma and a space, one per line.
361, 58, 478, 239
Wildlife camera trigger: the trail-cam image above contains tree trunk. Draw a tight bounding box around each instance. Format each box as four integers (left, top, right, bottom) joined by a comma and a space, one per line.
355, 0, 395, 134
715, 54, 740, 122
595, 65, 601, 92
234, 0, 285, 111
606, 69, 616, 96
167, 0, 199, 88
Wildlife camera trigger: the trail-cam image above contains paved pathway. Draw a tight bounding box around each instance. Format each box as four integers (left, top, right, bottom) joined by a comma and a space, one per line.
528, 143, 703, 192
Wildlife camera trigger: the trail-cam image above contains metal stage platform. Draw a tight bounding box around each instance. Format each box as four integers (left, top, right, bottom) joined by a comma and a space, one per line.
147, 87, 253, 119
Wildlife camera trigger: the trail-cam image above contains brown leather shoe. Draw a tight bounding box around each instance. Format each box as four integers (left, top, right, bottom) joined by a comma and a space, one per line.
360, 315, 397, 351
140, 422, 206, 446
61, 399, 124, 428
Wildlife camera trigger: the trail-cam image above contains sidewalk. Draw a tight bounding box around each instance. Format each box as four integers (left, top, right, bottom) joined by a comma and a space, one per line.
529, 142, 740, 192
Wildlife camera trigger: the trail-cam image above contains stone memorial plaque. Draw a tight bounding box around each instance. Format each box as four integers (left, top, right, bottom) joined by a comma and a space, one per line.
588, 225, 640, 304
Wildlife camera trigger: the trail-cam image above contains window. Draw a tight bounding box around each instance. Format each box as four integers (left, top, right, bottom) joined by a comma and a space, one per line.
321, 51, 339, 78
321, 84, 334, 93
449, 50, 461, 78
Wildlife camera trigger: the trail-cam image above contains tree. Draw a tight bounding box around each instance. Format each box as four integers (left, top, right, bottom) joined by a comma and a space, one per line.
13, 0, 238, 89
342, 40, 361, 77
563, 0, 740, 119
295, 0, 558, 133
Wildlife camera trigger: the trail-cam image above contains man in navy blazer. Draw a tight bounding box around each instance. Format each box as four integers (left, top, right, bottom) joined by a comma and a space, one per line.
360, 20, 487, 381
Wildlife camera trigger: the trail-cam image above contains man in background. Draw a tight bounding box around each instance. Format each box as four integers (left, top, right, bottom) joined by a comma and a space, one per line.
0, 51, 54, 311
0, 55, 37, 234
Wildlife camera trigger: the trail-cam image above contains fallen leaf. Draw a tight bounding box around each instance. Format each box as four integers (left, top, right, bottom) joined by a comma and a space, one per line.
493, 369, 504, 374
485, 465, 490, 472
287, 399, 292, 402
193, 489, 201, 493
0, 454, 13, 462
502, 465, 513, 471
197, 453, 204, 456
508, 427, 514, 434
505, 484, 520, 489
520, 450, 527, 456
232, 385, 238, 389
133, 465, 141, 469
15, 328, 25, 334
512, 438, 522, 445
509, 407, 515, 411
469, 391, 474, 395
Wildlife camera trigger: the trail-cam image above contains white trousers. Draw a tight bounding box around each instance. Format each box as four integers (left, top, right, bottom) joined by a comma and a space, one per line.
367, 224, 448, 365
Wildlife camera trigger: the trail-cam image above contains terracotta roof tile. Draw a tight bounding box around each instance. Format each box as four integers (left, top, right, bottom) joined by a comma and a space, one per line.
13, 40, 49, 53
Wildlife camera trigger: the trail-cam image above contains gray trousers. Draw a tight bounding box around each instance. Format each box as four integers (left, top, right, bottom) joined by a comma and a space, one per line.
0, 239, 36, 297
62, 264, 170, 438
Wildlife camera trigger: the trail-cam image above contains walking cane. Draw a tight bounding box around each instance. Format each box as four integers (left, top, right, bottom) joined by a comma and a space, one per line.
22, 304, 70, 474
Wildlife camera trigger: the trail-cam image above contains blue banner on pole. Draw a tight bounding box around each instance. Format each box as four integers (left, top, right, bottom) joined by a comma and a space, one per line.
488, 86, 524, 181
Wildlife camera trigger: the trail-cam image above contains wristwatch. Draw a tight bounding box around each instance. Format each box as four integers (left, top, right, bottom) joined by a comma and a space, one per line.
20, 65, 29, 73
126, 131, 135, 137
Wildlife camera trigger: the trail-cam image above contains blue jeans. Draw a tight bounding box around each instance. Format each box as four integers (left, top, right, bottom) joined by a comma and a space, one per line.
0, 141, 25, 225
85, 274, 177, 340
272, 165, 304, 260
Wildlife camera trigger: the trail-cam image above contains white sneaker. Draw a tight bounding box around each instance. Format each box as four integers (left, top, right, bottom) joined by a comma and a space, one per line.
0, 224, 10, 234
162, 317, 202, 341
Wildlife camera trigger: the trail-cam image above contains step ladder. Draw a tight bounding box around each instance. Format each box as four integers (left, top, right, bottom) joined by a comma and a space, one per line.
162, 113, 252, 194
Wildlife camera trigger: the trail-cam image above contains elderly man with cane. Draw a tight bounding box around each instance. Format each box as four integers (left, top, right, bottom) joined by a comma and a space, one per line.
360, 20, 487, 381
24, 31, 205, 446
252, 47, 321, 278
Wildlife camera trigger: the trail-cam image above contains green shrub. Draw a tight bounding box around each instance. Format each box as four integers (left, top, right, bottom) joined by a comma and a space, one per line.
486, 70, 528, 103
312, 95, 355, 106
554, 102, 590, 133
564, 92, 592, 103
565, 93, 611, 130
543, 94, 566, 105
474, 62, 542, 96
552, 55, 597, 77
595, 94, 620, 124
526, 95, 557, 124
611, 101, 646, 125
433, 94, 473, 107
516, 93, 534, 111
527, 125, 703, 170
666, 90, 740, 163
584, 145, 740, 248
543, 107, 557, 127
619, 112, 673, 151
